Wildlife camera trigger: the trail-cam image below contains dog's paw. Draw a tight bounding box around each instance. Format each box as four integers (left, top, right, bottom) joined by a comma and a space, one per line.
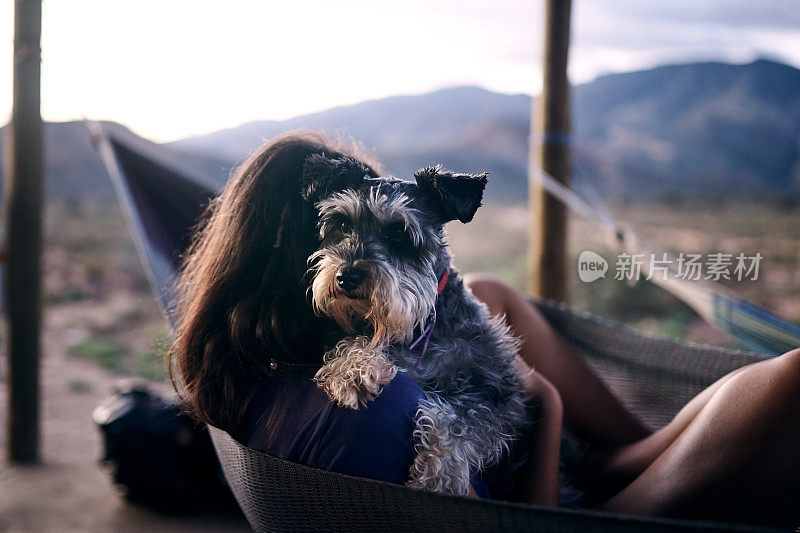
313, 336, 397, 409
407, 453, 470, 496
407, 396, 476, 496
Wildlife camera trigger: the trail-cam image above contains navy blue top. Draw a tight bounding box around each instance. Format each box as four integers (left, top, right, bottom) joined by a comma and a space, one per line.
245, 371, 493, 497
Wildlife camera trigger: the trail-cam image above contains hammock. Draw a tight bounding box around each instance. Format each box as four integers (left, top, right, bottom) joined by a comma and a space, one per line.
91, 123, 780, 532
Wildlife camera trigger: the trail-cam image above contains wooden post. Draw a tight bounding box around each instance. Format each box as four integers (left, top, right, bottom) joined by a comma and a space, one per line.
528, 0, 572, 302
4, 0, 44, 463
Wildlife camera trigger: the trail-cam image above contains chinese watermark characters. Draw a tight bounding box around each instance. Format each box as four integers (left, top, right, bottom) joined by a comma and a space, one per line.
578, 251, 763, 283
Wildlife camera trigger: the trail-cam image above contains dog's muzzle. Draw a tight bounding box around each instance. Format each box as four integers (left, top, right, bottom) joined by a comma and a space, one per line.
336, 264, 367, 293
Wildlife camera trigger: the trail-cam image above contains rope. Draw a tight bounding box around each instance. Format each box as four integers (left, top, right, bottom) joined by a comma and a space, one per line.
530, 167, 619, 235
530, 167, 799, 355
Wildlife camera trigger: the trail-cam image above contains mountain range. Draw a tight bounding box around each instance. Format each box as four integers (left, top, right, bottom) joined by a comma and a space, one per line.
2, 59, 799, 204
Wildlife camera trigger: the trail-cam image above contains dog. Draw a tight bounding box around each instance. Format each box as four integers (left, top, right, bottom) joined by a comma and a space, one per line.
301, 153, 529, 496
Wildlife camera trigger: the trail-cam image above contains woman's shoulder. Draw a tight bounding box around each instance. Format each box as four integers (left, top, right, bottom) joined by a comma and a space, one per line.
246, 371, 424, 485
361, 371, 425, 417
247, 371, 423, 429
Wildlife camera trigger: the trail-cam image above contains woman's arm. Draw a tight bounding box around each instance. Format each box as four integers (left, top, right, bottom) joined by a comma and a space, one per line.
510, 364, 563, 507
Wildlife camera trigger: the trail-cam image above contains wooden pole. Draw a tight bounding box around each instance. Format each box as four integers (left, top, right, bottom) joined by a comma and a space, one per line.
4, 0, 44, 463
528, 0, 572, 302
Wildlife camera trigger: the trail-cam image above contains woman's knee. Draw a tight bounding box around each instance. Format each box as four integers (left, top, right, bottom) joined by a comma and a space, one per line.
779, 348, 800, 377
706, 348, 800, 437
463, 273, 519, 317
773, 348, 800, 402
741, 348, 800, 398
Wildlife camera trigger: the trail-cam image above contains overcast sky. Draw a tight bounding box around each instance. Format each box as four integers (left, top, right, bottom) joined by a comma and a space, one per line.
1, 0, 799, 142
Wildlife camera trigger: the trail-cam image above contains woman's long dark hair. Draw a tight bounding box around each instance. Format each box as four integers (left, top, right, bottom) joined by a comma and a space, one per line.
170, 130, 380, 437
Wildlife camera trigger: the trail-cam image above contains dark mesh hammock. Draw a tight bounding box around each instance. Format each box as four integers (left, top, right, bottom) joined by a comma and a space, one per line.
91, 124, 781, 533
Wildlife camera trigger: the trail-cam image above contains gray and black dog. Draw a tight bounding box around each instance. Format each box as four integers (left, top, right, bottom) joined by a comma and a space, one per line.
301, 153, 529, 496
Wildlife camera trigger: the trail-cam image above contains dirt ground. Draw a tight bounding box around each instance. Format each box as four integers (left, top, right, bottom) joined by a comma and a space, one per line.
0, 304, 250, 532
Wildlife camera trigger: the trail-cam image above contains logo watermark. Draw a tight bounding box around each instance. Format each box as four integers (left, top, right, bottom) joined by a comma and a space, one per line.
578, 251, 763, 283
578, 250, 609, 282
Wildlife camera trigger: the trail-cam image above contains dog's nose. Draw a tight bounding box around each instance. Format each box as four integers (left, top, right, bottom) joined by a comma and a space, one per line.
336, 265, 366, 292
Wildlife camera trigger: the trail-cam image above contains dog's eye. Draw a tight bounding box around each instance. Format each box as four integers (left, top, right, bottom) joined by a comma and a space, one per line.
333, 216, 352, 234
385, 221, 407, 243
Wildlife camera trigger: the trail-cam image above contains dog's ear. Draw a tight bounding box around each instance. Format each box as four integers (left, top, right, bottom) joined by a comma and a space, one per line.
301, 154, 369, 202
414, 166, 487, 223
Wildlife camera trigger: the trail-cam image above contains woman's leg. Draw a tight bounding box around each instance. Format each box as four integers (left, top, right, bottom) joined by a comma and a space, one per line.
464, 274, 650, 445
602, 348, 800, 524
465, 274, 748, 488
582, 363, 751, 497
464, 274, 800, 522
581, 367, 747, 501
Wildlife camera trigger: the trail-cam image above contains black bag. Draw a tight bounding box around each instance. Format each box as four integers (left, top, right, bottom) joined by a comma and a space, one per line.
93, 380, 238, 513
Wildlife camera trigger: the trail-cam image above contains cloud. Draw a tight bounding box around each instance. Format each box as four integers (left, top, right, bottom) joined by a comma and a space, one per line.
1, 0, 798, 140
567, 0, 800, 81
602, 0, 800, 31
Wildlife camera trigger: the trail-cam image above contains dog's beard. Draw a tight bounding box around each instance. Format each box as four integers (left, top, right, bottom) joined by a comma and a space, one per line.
308, 250, 437, 346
